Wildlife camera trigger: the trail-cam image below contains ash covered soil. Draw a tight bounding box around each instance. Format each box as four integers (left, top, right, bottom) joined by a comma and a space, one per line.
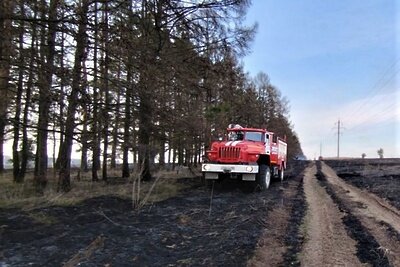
0, 161, 307, 267
2, 159, 400, 266
325, 158, 400, 210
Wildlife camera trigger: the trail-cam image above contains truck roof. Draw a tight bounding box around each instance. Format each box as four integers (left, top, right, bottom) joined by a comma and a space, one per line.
226, 127, 272, 134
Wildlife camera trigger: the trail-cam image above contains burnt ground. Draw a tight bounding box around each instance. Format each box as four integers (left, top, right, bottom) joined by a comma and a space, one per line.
0, 161, 308, 267
280, 178, 306, 267
325, 159, 400, 210
2, 159, 399, 266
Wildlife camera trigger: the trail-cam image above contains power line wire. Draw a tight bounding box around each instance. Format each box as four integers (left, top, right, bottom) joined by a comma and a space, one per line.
341, 57, 400, 123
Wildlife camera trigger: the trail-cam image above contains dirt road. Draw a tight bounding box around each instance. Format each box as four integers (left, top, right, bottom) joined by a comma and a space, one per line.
301, 163, 362, 267
250, 160, 400, 267
295, 161, 400, 267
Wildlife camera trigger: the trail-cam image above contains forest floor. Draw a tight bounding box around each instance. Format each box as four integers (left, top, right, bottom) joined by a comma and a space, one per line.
1, 159, 400, 266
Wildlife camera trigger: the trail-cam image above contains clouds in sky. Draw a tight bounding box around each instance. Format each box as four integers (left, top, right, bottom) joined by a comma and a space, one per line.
243, 0, 399, 159
342, 92, 399, 129
293, 89, 399, 158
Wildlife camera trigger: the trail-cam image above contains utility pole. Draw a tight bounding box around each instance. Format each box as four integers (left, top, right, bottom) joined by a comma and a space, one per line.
335, 119, 344, 158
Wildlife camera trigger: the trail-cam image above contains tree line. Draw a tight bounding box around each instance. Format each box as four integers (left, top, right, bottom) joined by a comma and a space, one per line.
0, 0, 303, 192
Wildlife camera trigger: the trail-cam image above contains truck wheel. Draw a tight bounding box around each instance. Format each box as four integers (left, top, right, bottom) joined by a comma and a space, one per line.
257, 165, 271, 190
278, 169, 284, 181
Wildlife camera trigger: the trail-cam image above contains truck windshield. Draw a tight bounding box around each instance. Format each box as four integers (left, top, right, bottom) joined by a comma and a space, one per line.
245, 132, 263, 142
228, 131, 244, 141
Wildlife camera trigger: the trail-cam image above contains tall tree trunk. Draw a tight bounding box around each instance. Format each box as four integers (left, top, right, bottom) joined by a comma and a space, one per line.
80, 104, 89, 172
159, 134, 165, 167
0, 0, 15, 173
172, 148, 176, 170
55, 11, 66, 170
111, 77, 121, 169
12, 1, 25, 182
20, 6, 38, 178
58, 0, 88, 192
101, 1, 110, 181
177, 143, 183, 166
92, 85, 100, 181
137, 1, 159, 181
34, 0, 59, 191
185, 146, 191, 166
133, 145, 138, 165
138, 83, 152, 181
196, 139, 202, 166
102, 107, 109, 181
111, 98, 121, 169
0, 122, 4, 172
80, 63, 89, 172
167, 136, 171, 165
122, 79, 131, 178
193, 143, 198, 167
91, 1, 100, 182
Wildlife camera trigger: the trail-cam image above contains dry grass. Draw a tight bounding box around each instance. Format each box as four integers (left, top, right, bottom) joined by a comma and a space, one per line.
0, 167, 200, 210
27, 211, 58, 225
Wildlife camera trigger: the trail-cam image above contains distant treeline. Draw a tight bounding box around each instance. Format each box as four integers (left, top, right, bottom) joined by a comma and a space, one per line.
0, 0, 303, 192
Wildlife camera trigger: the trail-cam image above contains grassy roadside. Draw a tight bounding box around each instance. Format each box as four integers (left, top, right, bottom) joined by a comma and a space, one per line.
0, 168, 201, 210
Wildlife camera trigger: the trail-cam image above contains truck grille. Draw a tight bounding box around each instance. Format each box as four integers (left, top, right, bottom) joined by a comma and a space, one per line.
219, 147, 241, 160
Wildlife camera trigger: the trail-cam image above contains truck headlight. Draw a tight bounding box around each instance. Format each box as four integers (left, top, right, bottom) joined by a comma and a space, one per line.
246, 166, 253, 172
203, 164, 210, 171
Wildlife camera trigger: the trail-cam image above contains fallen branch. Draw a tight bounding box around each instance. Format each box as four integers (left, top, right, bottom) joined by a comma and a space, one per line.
96, 210, 121, 227
63, 235, 105, 267
95, 209, 133, 229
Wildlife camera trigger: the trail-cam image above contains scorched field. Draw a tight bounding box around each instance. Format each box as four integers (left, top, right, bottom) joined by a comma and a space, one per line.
1, 159, 400, 266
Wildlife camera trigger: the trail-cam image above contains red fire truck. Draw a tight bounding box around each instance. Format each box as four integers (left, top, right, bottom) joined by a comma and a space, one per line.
202, 124, 287, 190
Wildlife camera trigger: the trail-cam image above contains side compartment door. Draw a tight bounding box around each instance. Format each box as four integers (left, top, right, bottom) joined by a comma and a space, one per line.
265, 133, 271, 155
270, 134, 279, 164
278, 140, 288, 166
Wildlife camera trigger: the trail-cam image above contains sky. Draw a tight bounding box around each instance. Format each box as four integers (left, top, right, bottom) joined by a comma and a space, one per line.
242, 0, 399, 159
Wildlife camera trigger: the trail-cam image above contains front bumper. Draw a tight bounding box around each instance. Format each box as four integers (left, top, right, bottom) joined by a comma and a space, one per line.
202, 163, 259, 181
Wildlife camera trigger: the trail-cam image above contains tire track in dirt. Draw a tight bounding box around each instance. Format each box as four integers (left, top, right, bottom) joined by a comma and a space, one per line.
321, 162, 400, 232
248, 164, 307, 267
300, 162, 362, 267
321, 162, 400, 266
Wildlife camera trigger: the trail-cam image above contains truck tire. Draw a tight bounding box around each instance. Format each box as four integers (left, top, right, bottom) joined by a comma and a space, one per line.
278, 168, 284, 181
257, 164, 271, 190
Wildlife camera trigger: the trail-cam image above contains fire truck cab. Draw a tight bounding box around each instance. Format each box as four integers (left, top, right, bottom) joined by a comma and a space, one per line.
202, 124, 287, 190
